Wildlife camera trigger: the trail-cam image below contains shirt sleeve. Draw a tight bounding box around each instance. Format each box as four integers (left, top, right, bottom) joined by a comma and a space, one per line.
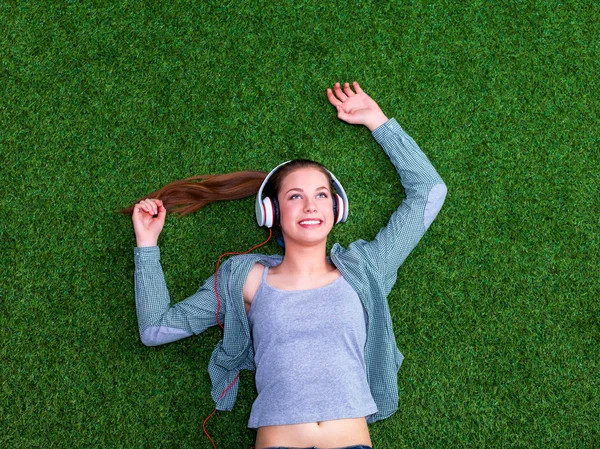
134, 246, 222, 346
350, 118, 447, 296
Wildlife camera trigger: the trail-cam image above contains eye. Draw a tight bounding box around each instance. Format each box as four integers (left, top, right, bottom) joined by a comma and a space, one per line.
289, 193, 302, 200
317, 192, 328, 198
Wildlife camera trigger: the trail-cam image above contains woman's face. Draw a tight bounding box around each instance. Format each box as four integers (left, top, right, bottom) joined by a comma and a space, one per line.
276, 167, 335, 247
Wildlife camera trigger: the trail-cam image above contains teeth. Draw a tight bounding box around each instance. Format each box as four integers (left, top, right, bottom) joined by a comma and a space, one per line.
300, 220, 321, 225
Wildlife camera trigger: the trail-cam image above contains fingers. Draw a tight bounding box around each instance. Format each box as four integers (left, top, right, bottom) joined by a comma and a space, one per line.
343, 82, 356, 97
156, 201, 167, 219
135, 198, 163, 217
333, 82, 348, 101
327, 81, 360, 104
327, 88, 342, 107
139, 199, 158, 216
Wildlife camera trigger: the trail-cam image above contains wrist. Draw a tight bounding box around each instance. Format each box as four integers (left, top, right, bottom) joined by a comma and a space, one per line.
136, 239, 158, 248
365, 113, 389, 132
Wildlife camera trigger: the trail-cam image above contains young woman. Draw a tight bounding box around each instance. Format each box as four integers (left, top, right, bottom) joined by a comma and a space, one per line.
130, 82, 447, 449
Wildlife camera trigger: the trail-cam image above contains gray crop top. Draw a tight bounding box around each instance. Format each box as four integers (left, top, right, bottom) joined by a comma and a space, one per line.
246, 267, 377, 428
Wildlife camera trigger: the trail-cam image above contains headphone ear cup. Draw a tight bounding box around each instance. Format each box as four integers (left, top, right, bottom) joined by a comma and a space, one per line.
262, 197, 275, 228
262, 196, 280, 228
334, 193, 344, 224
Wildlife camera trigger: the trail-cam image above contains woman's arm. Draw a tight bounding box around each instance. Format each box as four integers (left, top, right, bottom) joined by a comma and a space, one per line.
367, 120, 446, 293
328, 82, 447, 295
132, 199, 221, 346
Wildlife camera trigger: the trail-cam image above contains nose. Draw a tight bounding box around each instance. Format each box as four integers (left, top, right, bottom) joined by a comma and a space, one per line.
304, 197, 317, 212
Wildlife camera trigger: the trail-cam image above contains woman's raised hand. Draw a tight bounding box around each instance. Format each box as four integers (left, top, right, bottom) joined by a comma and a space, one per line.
327, 81, 389, 131
132, 198, 166, 247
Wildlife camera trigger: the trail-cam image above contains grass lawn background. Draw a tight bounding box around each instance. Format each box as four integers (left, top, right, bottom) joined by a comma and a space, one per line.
1, 0, 598, 448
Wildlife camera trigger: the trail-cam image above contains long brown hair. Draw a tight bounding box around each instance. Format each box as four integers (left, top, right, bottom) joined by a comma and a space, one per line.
120, 171, 267, 216
120, 159, 331, 217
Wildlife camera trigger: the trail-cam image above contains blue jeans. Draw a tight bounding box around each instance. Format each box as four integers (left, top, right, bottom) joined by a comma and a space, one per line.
265, 446, 372, 449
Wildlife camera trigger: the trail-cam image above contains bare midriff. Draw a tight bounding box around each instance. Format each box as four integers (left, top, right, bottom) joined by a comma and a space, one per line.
254, 417, 372, 449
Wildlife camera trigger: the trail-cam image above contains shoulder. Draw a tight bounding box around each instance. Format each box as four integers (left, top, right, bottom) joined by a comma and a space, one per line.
243, 263, 265, 306
218, 253, 281, 275
330, 241, 380, 286
218, 254, 280, 304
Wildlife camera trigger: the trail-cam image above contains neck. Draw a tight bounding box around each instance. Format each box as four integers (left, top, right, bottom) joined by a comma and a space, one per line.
277, 239, 331, 275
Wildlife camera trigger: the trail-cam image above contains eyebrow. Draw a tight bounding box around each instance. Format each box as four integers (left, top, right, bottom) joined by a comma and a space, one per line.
285, 186, 330, 195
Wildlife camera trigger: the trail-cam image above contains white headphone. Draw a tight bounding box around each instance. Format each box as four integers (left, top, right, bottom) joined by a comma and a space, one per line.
255, 161, 349, 228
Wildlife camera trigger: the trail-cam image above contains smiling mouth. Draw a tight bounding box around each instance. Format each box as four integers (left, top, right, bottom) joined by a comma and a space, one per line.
299, 220, 322, 225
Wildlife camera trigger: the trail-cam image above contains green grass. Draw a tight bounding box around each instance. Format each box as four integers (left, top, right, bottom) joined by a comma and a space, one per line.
1, 0, 598, 448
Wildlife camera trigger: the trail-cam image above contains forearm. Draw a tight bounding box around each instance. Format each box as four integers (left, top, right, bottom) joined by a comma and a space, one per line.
372, 118, 446, 196
134, 246, 220, 346
134, 246, 170, 327
134, 246, 187, 345
358, 118, 446, 290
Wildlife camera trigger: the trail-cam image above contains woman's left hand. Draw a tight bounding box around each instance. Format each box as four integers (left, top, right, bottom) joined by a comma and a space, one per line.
327, 81, 388, 131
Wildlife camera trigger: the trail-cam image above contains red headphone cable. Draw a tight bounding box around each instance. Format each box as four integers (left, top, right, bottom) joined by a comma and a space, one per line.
202, 409, 218, 448
213, 228, 272, 329
204, 229, 273, 448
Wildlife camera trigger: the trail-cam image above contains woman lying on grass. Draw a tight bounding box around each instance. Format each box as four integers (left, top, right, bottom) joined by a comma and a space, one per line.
128, 82, 447, 449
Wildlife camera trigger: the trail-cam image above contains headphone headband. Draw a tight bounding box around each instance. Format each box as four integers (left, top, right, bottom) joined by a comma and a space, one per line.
255, 161, 349, 227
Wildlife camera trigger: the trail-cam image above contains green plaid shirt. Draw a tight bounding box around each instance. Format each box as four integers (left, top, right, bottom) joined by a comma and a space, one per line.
134, 118, 447, 423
